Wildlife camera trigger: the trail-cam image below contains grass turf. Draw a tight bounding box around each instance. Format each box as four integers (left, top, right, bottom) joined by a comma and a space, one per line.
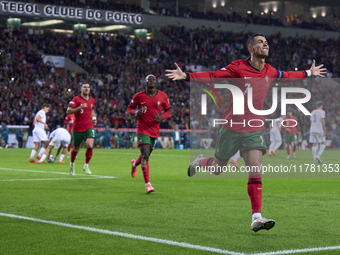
0, 148, 339, 255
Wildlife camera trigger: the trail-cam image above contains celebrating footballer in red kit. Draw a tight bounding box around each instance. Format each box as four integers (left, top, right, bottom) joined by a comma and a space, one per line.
127, 74, 171, 193
66, 82, 97, 176
165, 33, 327, 232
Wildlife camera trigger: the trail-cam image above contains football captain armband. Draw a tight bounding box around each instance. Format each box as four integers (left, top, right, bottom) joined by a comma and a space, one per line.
92, 116, 97, 122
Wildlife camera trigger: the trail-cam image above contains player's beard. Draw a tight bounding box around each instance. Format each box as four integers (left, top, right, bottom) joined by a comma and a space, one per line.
258, 48, 269, 58
147, 86, 156, 94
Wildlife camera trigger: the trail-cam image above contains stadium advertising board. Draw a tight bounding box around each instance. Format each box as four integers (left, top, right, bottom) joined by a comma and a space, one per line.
0, 1, 143, 25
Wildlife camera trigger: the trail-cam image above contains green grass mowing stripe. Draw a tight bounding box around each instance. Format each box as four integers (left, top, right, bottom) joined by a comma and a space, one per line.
95, 151, 190, 157
1, 213, 340, 255
251, 245, 340, 255
0, 213, 245, 255
1, 149, 340, 254
0, 177, 114, 181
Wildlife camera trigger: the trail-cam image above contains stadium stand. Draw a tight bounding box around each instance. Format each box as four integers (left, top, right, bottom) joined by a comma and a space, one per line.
0, 20, 339, 147
19, 0, 340, 31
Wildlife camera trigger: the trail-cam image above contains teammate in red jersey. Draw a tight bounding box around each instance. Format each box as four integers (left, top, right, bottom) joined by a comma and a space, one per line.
283, 110, 301, 159
66, 83, 97, 176
165, 33, 326, 232
64, 113, 76, 158
127, 74, 171, 193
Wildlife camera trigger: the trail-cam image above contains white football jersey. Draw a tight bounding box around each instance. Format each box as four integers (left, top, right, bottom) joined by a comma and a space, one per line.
49, 128, 71, 147
310, 109, 325, 133
34, 110, 47, 130
272, 117, 283, 130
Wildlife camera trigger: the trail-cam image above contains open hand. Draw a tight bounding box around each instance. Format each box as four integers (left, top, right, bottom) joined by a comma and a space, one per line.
165, 63, 187, 81
310, 59, 327, 77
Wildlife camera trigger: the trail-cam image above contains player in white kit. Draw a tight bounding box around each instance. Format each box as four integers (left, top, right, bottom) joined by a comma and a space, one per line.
36, 128, 71, 164
268, 115, 284, 157
29, 104, 50, 163
309, 102, 326, 163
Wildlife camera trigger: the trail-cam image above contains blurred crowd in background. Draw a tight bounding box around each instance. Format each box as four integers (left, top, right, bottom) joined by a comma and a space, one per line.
23, 0, 340, 31
0, 24, 339, 148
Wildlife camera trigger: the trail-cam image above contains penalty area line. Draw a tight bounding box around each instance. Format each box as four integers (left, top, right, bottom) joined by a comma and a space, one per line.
0, 212, 244, 255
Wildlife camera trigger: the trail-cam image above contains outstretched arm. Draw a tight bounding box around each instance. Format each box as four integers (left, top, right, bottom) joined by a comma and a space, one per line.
310, 59, 327, 77
165, 63, 187, 81
165, 62, 236, 83
279, 59, 327, 81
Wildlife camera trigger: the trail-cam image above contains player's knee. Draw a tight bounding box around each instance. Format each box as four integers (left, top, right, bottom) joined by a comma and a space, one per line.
141, 154, 149, 162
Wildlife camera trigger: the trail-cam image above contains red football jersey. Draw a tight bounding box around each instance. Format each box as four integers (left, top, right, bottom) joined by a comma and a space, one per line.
68, 95, 95, 132
64, 114, 76, 134
283, 116, 300, 134
189, 59, 307, 133
129, 90, 170, 138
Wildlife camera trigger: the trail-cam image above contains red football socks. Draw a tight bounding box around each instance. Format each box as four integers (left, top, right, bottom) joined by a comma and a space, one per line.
85, 148, 93, 164
199, 157, 214, 167
71, 150, 77, 163
142, 162, 150, 183
293, 144, 297, 153
135, 154, 142, 167
286, 145, 290, 155
68, 144, 72, 152
247, 177, 262, 214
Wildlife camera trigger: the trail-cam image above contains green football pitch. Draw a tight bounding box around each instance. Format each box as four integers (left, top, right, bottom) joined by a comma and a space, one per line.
0, 148, 339, 255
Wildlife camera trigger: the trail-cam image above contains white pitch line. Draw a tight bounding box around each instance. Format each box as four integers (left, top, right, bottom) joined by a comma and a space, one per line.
250, 246, 340, 255
0, 177, 115, 182
0, 212, 244, 255
0, 168, 116, 179
1, 214, 339, 255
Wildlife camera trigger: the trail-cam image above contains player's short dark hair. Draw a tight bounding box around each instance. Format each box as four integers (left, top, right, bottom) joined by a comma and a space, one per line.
247, 33, 265, 47
316, 101, 323, 108
42, 104, 50, 108
81, 81, 90, 87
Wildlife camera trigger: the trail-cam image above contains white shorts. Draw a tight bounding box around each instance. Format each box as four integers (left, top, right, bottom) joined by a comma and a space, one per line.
33, 128, 48, 142
270, 129, 282, 142
49, 132, 71, 148
309, 132, 325, 143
